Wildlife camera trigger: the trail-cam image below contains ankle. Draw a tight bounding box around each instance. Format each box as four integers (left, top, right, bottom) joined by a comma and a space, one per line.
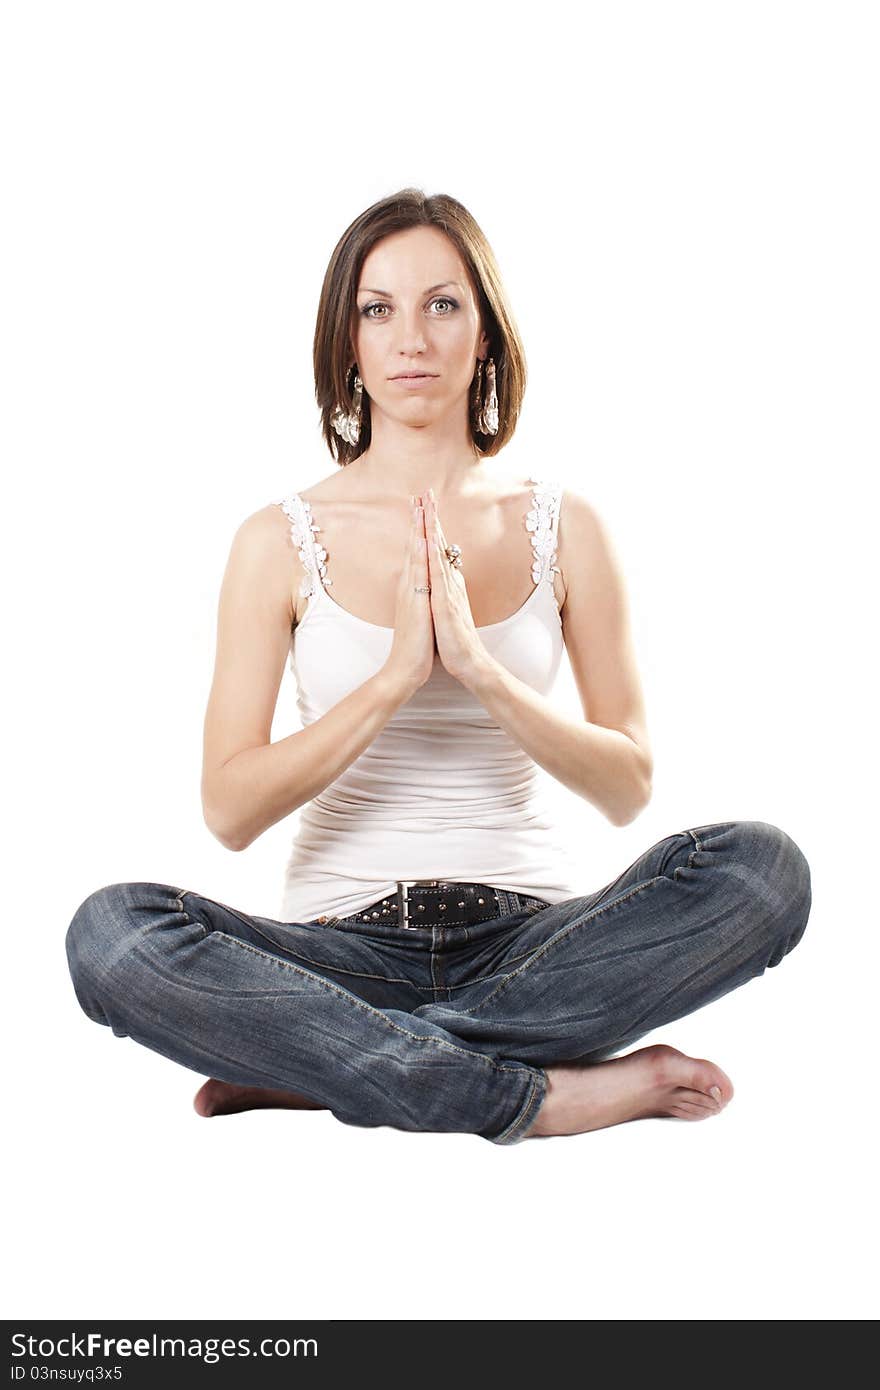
524, 1070, 561, 1138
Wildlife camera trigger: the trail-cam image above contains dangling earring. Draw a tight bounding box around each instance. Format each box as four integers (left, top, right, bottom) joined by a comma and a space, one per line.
330, 365, 364, 446
470, 359, 484, 432
471, 355, 499, 436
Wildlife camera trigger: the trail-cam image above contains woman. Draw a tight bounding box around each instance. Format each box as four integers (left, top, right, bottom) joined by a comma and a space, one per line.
65, 188, 812, 1145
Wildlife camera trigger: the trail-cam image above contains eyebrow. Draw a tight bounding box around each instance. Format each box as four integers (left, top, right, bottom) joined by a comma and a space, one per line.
356, 281, 462, 296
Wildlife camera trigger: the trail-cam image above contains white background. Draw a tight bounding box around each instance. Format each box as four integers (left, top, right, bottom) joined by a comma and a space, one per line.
3, 0, 877, 1321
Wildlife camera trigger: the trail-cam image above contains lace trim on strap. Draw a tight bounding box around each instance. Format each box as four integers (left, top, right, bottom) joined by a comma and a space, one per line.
275, 494, 332, 599
525, 476, 563, 587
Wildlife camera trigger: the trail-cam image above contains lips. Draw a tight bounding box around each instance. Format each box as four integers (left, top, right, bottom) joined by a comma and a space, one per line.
391, 372, 437, 379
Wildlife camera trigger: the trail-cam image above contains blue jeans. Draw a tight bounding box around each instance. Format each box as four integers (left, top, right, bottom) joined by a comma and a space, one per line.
64, 820, 811, 1145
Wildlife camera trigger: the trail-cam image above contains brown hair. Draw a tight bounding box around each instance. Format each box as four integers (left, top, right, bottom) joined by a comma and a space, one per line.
313, 187, 528, 465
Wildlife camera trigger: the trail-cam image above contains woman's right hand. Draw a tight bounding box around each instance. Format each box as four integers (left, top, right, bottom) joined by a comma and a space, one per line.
382, 500, 436, 697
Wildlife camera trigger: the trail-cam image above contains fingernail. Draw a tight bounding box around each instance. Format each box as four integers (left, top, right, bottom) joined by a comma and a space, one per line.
710, 1086, 722, 1101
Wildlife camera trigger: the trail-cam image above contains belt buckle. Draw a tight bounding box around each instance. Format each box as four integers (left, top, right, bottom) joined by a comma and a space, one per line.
396, 879, 440, 929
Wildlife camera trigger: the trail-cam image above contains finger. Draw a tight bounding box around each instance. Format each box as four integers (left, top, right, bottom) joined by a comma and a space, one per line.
430, 523, 456, 589
424, 507, 442, 588
401, 502, 419, 588
428, 508, 445, 568
435, 523, 453, 574
427, 494, 444, 548
414, 506, 429, 588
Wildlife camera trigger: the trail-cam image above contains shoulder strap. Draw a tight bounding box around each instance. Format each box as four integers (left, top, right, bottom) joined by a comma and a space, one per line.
275, 493, 331, 597
525, 477, 563, 586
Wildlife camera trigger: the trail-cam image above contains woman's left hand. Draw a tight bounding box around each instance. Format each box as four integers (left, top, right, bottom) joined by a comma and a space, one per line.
422, 487, 486, 684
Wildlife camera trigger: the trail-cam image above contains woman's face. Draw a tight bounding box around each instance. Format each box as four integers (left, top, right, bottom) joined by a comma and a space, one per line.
351, 225, 490, 433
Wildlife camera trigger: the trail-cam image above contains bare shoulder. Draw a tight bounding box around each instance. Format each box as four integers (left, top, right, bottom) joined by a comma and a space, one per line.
556, 485, 638, 646
557, 485, 616, 575
243, 499, 294, 535
552, 484, 626, 618
257, 483, 340, 625
224, 503, 306, 625
235, 500, 299, 560
490, 462, 570, 514
557, 482, 601, 525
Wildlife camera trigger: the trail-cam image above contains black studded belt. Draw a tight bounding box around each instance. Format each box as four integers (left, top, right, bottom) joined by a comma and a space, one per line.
318, 880, 549, 931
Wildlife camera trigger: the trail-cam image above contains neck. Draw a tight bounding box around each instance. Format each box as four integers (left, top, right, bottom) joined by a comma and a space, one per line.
348, 420, 487, 500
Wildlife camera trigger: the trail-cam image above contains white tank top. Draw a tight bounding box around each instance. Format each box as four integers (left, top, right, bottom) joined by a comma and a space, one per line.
273, 476, 579, 922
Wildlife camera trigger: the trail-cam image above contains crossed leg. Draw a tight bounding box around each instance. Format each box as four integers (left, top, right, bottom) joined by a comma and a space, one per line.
412, 819, 811, 1136
190, 820, 811, 1139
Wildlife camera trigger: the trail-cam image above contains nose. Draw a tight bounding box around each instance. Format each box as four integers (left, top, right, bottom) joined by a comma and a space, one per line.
393, 308, 429, 356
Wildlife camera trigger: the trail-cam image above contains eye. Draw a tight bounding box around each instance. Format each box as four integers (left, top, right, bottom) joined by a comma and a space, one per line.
359, 296, 459, 319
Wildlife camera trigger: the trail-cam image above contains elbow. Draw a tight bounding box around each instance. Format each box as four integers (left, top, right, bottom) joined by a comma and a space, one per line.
608, 800, 646, 829
219, 829, 249, 853
204, 814, 247, 853
201, 793, 249, 854
633, 765, 653, 819
609, 793, 651, 829
608, 755, 653, 828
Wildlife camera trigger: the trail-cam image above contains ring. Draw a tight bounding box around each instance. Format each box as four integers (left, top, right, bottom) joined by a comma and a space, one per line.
444, 543, 463, 569
414, 585, 431, 593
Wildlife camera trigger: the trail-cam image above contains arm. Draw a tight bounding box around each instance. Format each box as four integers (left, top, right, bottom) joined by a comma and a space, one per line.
461, 491, 653, 828
201, 506, 411, 852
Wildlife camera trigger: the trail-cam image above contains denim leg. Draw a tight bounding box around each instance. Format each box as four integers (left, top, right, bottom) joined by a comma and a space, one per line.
64, 882, 546, 1144
413, 821, 812, 1130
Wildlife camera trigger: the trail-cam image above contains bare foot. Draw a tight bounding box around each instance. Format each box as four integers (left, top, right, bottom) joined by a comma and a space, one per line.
193, 1078, 329, 1117
524, 1043, 734, 1138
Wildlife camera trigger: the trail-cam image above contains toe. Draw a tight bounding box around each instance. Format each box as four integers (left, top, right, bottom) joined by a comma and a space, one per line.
669, 1101, 717, 1120
675, 1087, 720, 1113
